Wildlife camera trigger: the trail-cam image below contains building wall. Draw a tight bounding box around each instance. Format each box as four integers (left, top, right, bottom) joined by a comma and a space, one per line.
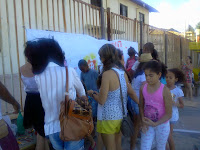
107, 0, 149, 24
85, 0, 150, 24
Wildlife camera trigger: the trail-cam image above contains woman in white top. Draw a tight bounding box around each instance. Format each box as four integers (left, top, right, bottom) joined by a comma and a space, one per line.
88, 44, 139, 150
20, 61, 49, 150
25, 39, 86, 150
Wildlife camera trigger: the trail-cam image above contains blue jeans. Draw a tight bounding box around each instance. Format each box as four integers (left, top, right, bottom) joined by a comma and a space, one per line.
127, 96, 139, 115
48, 132, 84, 150
88, 96, 98, 117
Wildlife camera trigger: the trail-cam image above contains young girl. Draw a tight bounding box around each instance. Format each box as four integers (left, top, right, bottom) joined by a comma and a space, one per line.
129, 53, 152, 150
140, 60, 172, 150
182, 56, 193, 101
166, 68, 185, 150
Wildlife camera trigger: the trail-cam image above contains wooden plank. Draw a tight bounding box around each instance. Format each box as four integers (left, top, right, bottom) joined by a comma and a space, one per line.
48, 0, 54, 30
29, 0, 36, 29
13, 0, 23, 111
53, 0, 59, 31
42, 0, 48, 30
22, 0, 30, 29
36, 0, 42, 30
58, 0, 64, 32
62, 0, 67, 32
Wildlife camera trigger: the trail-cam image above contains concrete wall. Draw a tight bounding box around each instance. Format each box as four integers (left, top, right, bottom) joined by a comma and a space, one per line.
107, 0, 149, 24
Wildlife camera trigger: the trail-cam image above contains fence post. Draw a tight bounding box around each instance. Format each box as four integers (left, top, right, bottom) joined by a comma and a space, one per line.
100, 2, 105, 39
180, 37, 182, 64
107, 7, 111, 41
133, 18, 136, 42
140, 21, 143, 49
164, 32, 168, 66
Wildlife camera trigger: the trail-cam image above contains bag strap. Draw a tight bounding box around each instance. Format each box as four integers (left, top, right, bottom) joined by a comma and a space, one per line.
112, 69, 126, 116
65, 67, 69, 115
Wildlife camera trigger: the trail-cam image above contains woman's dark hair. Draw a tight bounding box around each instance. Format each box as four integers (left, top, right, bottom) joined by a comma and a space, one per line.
143, 42, 154, 53
151, 49, 159, 61
188, 56, 192, 63
97, 44, 130, 88
144, 60, 167, 77
168, 68, 186, 83
24, 38, 65, 74
128, 47, 136, 57
134, 62, 146, 78
116, 49, 123, 60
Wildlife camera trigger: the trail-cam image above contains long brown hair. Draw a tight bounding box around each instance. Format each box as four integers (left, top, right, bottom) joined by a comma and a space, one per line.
97, 44, 130, 88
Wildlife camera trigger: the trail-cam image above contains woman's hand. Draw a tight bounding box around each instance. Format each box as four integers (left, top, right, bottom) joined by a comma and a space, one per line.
12, 101, 20, 114
87, 90, 94, 97
143, 117, 157, 127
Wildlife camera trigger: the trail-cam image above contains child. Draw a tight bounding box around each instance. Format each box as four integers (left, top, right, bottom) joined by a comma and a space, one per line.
166, 68, 185, 150
126, 47, 137, 72
129, 53, 152, 150
139, 60, 172, 150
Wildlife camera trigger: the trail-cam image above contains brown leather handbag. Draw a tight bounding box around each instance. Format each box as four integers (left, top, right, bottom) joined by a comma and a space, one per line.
59, 67, 94, 141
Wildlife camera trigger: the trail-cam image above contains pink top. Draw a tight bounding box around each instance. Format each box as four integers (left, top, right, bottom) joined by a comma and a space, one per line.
126, 57, 136, 71
142, 83, 165, 122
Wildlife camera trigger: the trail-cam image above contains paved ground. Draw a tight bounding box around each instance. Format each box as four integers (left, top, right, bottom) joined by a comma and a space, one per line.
86, 96, 200, 150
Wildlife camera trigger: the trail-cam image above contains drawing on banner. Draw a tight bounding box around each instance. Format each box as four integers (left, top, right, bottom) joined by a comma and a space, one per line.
84, 53, 98, 70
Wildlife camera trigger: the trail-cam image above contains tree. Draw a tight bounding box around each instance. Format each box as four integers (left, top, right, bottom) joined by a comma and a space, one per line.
196, 22, 200, 29
187, 25, 194, 32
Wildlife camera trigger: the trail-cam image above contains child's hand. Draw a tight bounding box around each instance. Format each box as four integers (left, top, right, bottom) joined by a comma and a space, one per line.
172, 101, 177, 106
141, 124, 149, 133
143, 117, 157, 127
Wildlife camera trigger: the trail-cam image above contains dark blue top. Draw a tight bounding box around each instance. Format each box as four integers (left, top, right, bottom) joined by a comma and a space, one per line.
81, 69, 99, 91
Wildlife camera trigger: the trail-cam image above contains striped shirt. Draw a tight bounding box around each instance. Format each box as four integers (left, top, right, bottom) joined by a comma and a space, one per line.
35, 62, 85, 136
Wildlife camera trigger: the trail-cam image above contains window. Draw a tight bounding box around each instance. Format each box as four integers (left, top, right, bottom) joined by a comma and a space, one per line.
139, 12, 145, 23
91, 0, 101, 7
120, 4, 128, 17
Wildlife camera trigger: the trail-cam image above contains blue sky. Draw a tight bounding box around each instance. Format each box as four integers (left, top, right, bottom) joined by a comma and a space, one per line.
143, 0, 200, 32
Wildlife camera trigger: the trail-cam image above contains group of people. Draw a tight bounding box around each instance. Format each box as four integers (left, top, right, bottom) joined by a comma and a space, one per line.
0, 38, 193, 150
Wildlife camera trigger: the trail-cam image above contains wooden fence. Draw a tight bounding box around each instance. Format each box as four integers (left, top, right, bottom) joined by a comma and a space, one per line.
0, 0, 193, 115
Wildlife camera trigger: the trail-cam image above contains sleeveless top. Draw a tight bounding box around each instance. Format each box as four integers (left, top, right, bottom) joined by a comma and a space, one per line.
142, 83, 165, 122
97, 68, 128, 121
21, 74, 38, 93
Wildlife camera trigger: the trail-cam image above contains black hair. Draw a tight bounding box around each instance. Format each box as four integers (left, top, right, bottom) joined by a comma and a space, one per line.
128, 47, 136, 57
188, 56, 192, 63
151, 49, 159, 61
168, 68, 186, 83
78, 59, 88, 67
24, 38, 65, 74
144, 60, 167, 77
116, 49, 123, 60
134, 62, 146, 78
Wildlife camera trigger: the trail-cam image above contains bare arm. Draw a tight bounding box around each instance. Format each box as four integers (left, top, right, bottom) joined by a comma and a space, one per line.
0, 81, 20, 113
176, 97, 184, 108
139, 85, 145, 120
124, 73, 139, 104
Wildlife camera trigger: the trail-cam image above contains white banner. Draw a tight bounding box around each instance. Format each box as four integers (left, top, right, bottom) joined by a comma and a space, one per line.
26, 29, 138, 75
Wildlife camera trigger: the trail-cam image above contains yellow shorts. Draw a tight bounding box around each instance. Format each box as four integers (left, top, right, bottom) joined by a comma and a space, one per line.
97, 119, 122, 134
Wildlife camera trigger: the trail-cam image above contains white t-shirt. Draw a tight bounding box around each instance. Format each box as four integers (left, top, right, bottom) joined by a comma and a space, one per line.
170, 87, 184, 122
131, 73, 146, 98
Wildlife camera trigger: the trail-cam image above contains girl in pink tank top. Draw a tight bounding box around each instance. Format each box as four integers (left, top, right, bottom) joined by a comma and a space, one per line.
140, 61, 172, 150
